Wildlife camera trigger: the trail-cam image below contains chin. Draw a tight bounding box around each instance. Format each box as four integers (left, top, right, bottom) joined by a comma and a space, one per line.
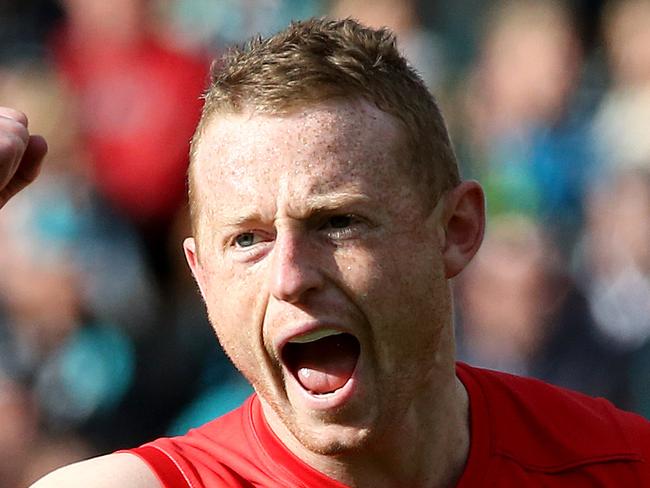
290, 421, 373, 456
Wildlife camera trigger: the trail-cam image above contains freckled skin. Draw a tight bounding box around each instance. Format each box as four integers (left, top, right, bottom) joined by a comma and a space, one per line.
187, 99, 465, 485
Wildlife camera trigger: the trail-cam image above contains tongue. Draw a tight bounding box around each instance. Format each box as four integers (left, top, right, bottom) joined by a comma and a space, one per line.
292, 334, 359, 394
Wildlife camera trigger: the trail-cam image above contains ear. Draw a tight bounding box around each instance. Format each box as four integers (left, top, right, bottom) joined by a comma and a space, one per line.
183, 237, 207, 300
440, 181, 485, 279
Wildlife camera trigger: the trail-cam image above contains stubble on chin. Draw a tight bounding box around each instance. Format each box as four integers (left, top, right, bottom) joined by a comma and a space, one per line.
282, 413, 374, 456
258, 389, 377, 456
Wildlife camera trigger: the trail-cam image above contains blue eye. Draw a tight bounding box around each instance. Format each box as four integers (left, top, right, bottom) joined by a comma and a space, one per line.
228, 230, 273, 262
234, 232, 261, 248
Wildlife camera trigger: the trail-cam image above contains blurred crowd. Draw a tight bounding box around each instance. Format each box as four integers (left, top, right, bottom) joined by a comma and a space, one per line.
0, 0, 649, 485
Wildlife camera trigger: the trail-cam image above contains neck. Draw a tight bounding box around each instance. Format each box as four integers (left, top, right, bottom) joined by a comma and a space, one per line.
338, 374, 469, 488
268, 365, 471, 488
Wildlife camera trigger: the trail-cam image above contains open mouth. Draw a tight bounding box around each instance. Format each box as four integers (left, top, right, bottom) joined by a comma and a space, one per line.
282, 329, 361, 396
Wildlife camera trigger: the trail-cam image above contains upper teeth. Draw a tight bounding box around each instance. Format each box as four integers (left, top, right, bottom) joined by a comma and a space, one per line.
288, 328, 343, 344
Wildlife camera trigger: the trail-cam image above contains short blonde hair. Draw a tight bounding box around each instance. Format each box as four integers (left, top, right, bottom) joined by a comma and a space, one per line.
188, 17, 460, 232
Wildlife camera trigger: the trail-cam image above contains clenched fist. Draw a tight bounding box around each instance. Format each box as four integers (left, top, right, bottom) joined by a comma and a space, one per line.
0, 107, 47, 208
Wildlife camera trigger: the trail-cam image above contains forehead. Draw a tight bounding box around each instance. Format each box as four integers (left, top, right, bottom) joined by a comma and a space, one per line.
192, 100, 410, 215
195, 100, 401, 169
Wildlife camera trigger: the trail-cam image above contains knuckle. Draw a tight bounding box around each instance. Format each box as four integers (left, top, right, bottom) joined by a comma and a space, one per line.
0, 107, 28, 127
0, 116, 29, 143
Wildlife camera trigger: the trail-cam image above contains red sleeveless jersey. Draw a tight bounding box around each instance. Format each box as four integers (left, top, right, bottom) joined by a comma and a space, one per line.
126, 363, 650, 487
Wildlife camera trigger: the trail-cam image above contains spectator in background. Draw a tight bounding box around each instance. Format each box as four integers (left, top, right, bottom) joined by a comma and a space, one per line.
0, 62, 158, 340
0, 63, 163, 468
578, 168, 650, 351
455, 215, 630, 408
2, 58, 247, 461
592, 0, 650, 172
457, 0, 594, 255
583, 0, 650, 417
329, 0, 447, 92
161, 0, 323, 50
575, 167, 650, 416
50, 0, 208, 283
0, 4, 250, 482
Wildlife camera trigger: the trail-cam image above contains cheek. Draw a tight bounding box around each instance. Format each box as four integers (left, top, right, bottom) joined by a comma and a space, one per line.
343, 232, 445, 308
340, 238, 449, 362
201, 263, 269, 378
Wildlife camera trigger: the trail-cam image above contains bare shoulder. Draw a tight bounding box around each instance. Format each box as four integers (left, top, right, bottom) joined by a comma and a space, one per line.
30, 453, 160, 488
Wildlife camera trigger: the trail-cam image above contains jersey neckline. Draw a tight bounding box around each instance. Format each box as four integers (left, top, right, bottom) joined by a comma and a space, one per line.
248, 363, 490, 487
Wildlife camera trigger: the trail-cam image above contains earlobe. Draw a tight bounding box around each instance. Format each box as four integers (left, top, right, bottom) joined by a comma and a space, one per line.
440, 181, 485, 279
183, 237, 207, 299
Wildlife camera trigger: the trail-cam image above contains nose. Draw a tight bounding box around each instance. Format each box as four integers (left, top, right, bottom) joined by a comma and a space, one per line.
269, 228, 324, 304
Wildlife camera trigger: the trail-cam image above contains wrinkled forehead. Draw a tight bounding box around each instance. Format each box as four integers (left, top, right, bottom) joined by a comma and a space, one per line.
191, 100, 408, 211
195, 100, 401, 168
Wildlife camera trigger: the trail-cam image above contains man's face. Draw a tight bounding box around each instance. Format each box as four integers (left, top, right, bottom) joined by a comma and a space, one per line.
187, 99, 453, 455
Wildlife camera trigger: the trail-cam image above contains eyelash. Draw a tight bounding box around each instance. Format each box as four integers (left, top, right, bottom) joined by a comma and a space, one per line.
320, 214, 365, 240
228, 231, 273, 256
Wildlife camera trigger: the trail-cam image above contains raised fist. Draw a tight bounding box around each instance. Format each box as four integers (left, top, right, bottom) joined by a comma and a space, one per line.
0, 107, 47, 208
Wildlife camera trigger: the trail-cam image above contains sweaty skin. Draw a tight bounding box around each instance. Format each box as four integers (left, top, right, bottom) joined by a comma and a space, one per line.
185, 99, 473, 487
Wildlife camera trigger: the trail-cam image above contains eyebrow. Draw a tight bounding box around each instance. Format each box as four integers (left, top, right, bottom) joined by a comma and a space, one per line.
220, 192, 372, 228
299, 192, 371, 212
